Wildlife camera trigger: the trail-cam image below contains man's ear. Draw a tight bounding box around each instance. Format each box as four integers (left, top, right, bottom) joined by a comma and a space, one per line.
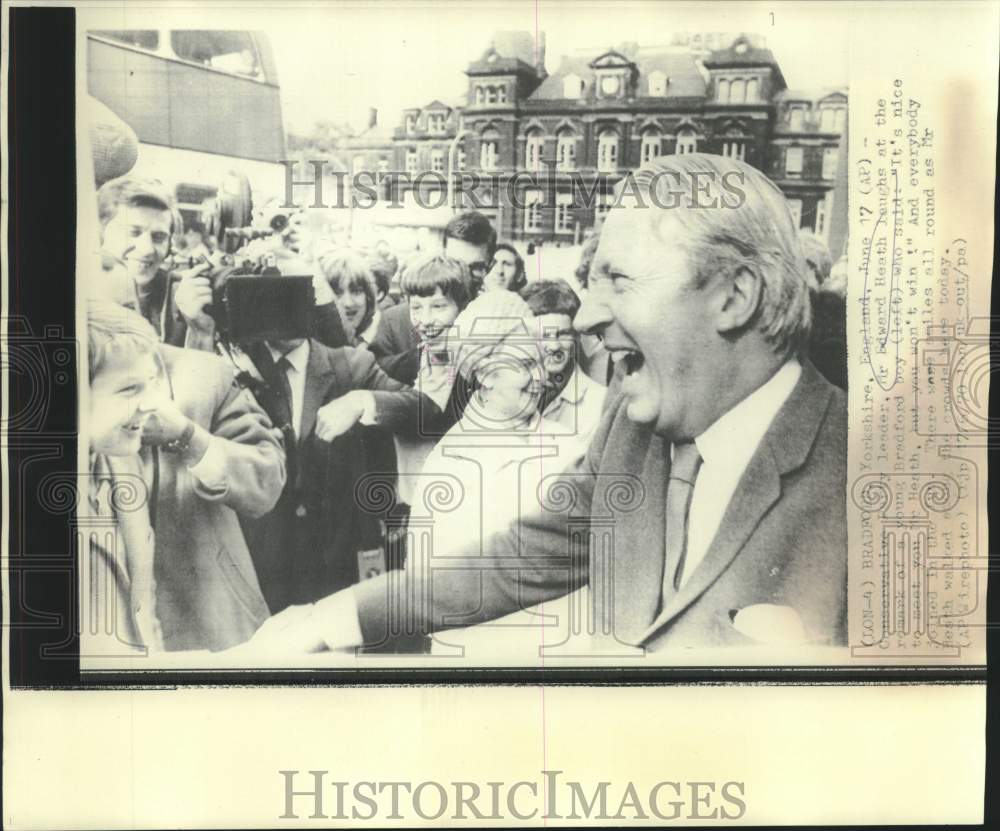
716, 265, 762, 334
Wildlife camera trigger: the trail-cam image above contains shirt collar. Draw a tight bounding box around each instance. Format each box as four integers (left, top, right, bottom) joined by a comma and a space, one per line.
691, 358, 802, 468
267, 339, 311, 374
553, 365, 589, 406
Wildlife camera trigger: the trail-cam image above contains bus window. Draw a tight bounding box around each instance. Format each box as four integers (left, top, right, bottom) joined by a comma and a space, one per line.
170, 31, 261, 78
91, 30, 159, 50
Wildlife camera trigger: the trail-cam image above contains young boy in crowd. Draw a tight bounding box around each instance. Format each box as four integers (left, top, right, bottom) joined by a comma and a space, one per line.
84, 299, 164, 654
520, 279, 606, 454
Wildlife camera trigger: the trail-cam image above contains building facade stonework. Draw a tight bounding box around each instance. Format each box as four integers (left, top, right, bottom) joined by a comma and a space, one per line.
392, 33, 846, 251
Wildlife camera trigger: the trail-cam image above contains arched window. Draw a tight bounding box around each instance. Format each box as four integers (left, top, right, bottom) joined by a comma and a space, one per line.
721, 129, 745, 161
640, 129, 661, 165
597, 129, 619, 172
497, 85, 508, 104
676, 128, 697, 155
480, 130, 500, 170
730, 79, 746, 103
718, 78, 730, 103
556, 129, 576, 170
746, 78, 759, 102
525, 128, 545, 171
485, 86, 498, 105
475, 86, 485, 106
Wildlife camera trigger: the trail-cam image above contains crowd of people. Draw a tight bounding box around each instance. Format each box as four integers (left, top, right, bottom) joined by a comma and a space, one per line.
84, 151, 848, 658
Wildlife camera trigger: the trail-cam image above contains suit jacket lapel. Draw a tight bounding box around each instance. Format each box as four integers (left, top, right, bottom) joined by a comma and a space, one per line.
612, 434, 669, 644
639, 360, 835, 643
299, 340, 336, 445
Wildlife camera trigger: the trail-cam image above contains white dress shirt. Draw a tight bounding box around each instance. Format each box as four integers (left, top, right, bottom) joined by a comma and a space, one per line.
541, 365, 607, 457
676, 358, 802, 588
267, 340, 311, 439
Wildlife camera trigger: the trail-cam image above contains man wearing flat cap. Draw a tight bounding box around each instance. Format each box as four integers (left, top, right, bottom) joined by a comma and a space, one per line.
247, 154, 848, 654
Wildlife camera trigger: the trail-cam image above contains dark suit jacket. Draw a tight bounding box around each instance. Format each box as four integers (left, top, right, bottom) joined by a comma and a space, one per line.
367, 301, 417, 359
243, 340, 434, 612
353, 360, 848, 650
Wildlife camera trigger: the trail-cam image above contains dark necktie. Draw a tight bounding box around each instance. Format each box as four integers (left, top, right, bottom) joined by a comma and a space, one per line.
252, 347, 298, 488
661, 441, 703, 603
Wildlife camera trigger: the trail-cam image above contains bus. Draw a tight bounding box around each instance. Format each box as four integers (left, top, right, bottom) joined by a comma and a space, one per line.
87, 29, 288, 227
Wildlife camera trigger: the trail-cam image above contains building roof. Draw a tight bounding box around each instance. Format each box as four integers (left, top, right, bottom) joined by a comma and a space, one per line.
466, 30, 544, 77
703, 34, 786, 89
529, 48, 706, 101
775, 87, 849, 105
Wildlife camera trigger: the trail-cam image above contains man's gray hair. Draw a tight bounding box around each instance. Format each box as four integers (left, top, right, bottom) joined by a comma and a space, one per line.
624, 153, 812, 356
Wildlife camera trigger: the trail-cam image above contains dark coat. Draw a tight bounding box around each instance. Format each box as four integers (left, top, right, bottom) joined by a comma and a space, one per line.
366, 301, 417, 359
354, 361, 848, 649
242, 340, 432, 612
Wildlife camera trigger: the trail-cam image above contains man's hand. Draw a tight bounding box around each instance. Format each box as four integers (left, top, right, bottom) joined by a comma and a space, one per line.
236, 604, 328, 655
142, 397, 210, 466
173, 262, 215, 335
315, 391, 366, 441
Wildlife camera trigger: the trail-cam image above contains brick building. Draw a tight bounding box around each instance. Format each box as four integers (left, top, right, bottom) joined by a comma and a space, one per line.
392, 32, 846, 251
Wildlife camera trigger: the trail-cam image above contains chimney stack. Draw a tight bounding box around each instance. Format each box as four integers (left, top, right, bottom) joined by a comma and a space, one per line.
368, 107, 378, 129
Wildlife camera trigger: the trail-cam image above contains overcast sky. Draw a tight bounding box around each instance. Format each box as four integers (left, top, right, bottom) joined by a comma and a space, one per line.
264, 2, 850, 135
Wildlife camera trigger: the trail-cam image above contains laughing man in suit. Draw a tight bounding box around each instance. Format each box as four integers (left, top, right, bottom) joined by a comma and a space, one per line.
247, 154, 847, 654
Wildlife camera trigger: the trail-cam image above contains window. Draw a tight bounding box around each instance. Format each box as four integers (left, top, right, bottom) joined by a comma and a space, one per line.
480, 139, 498, 170
475, 86, 485, 106
787, 198, 803, 228
485, 86, 498, 105
785, 146, 804, 176
640, 130, 661, 165
676, 129, 697, 155
427, 113, 446, 134
815, 193, 832, 240
746, 78, 759, 102
555, 193, 574, 233
92, 30, 160, 50
730, 79, 745, 103
789, 107, 805, 131
822, 147, 839, 180
556, 130, 577, 170
524, 189, 543, 232
497, 86, 508, 104
526, 130, 545, 171
563, 74, 583, 99
406, 149, 418, 175
597, 130, 619, 172
456, 147, 467, 170
722, 141, 745, 161
431, 149, 445, 173
820, 107, 846, 132
170, 31, 261, 77
406, 114, 417, 134
718, 78, 730, 103
648, 71, 667, 97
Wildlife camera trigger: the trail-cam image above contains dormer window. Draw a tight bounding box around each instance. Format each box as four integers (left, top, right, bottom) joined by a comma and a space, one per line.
789, 106, 806, 131
427, 113, 446, 134
405, 114, 417, 133
475, 86, 485, 106
648, 71, 667, 97
563, 74, 583, 99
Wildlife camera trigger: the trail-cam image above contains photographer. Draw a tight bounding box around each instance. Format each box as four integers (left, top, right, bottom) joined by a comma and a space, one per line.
97, 175, 218, 352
